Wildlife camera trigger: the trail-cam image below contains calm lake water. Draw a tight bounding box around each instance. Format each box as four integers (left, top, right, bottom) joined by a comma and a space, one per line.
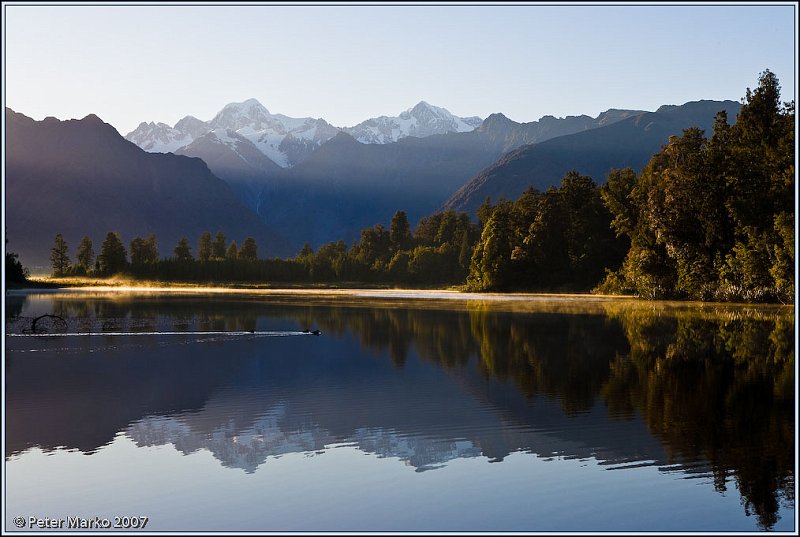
4, 290, 795, 532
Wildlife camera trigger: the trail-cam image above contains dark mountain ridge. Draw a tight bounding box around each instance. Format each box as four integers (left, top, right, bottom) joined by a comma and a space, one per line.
5, 108, 290, 270
443, 100, 742, 215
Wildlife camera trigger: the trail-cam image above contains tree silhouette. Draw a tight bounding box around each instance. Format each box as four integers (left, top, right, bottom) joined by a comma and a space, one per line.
76, 236, 95, 273
97, 232, 127, 275
50, 234, 70, 276
173, 237, 193, 261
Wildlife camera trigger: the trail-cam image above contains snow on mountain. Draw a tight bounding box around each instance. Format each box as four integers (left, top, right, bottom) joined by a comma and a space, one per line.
207, 98, 274, 132
125, 121, 194, 153
241, 118, 329, 168
344, 101, 483, 144
126, 99, 342, 168
125, 99, 483, 166
208, 100, 342, 167
206, 128, 253, 162
174, 115, 209, 139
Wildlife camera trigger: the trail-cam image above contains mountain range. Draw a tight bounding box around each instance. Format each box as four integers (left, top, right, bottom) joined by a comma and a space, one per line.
443, 99, 742, 214
126, 99, 483, 168
5, 109, 290, 269
127, 98, 648, 249
6, 97, 740, 269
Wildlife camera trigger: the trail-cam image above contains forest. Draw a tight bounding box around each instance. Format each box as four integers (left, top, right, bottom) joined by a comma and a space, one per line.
21, 70, 794, 303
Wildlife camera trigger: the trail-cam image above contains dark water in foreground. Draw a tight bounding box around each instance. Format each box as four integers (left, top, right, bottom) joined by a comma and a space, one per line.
4, 290, 795, 532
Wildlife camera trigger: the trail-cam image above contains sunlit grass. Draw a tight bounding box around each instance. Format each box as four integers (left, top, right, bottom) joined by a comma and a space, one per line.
28, 275, 399, 291
22, 276, 790, 316
28, 275, 631, 296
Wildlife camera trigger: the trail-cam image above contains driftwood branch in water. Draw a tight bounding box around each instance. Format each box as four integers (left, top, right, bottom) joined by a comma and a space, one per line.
31, 314, 67, 334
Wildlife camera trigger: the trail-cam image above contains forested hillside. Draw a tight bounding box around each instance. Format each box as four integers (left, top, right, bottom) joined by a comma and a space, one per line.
34, 71, 794, 303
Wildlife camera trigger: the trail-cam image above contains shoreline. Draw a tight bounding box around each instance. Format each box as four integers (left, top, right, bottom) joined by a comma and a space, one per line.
14, 276, 627, 300
6, 281, 793, 310
8, 283, 630, 300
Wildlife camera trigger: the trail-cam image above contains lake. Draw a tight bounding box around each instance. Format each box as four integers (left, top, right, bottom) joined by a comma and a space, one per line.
4, 289, 795, 532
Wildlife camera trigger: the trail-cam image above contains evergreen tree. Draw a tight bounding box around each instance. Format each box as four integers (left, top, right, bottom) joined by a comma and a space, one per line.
434, 211, 457, 246
477, 197, 494, 229
97, 232, 127, 275
467, 204, 513, 291
561, 171, 627, 288
414, 213, 442, 246
145, 234, 159, 264
240, 237, 258, 260
389, 210, 412, 251
6, 251, 28, 283
130, 235, 158, 268
353, 224, 391, 271
522, 187, 570, 286
298, 243, 314, 258
76, 236, 94, 272
50, 233, 70, 276
226, 241, 238, 260
198, 231, 212, 262
174, 237, 193, 261
721, 69, 794, 301
212, 231, 226, 260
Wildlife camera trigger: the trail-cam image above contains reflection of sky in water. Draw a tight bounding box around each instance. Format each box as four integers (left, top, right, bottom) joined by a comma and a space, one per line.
4, 292, 794, 532
7, 437, 781, 532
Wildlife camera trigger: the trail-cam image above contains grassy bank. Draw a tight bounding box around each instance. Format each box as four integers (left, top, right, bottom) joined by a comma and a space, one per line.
27, 275, 459, 291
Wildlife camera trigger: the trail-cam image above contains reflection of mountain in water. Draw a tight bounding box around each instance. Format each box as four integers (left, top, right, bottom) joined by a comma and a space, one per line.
5, 293, 794, 529
128, 403, 335, 474
127, 410, 484, 475
123, 372, 664, 475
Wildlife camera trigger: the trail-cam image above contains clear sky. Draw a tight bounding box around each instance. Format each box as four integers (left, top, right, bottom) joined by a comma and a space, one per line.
3, 2, 797, 135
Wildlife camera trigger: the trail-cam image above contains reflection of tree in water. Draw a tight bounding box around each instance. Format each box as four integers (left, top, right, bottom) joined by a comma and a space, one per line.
306, 301, 794, 530
13, 294, 793, 528
467, 306, 629, 414
5, 296, 25, 320
602, 304, 794, 530
301, 306, 476, 369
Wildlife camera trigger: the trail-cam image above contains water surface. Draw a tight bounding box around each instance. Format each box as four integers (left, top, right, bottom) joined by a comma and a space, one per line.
4, 290, 795, 532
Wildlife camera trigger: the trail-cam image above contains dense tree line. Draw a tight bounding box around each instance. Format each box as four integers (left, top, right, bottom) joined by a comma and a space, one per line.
49, 231, 273, 282
294, 210, 480, 285
43, 71, 792, 302
465, 69, 794, 302
466, 171, 628, 292
48, 210, 480, 286
594, 69, 794, 302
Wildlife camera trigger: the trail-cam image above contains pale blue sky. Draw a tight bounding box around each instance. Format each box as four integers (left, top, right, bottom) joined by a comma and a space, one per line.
3, 2, 796, 135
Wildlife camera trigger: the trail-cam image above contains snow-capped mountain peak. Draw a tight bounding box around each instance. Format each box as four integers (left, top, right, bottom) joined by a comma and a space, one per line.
344, 101, 483, 144
174, 115, 209, 139
125, 99, 484, 165
125, 121, 193, 153
402, 100, 450, 121
208, 99, 272, 132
